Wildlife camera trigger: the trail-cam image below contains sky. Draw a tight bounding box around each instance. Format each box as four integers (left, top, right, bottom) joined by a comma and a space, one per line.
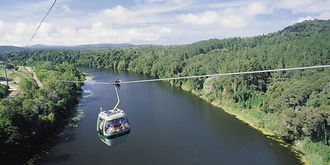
0, 0, 329, 46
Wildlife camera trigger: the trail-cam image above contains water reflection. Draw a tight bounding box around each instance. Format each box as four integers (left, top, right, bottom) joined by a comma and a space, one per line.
97, 132, 129, 147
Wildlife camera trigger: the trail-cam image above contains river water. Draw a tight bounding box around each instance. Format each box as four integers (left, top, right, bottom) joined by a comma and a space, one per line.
39, 68, 302, 165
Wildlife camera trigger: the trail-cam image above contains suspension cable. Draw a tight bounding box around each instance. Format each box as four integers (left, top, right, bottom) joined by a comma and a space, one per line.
25, 0, 57, 48
119, 65, 330, 84
38, 64, 330, 85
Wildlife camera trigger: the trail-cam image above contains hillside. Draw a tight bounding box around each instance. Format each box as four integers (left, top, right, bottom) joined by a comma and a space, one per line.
281, 19, 330, 34
0, 19, 329, 165
28, 43, 137, 50
0, 43, 138, 52
0, 46, 24, 52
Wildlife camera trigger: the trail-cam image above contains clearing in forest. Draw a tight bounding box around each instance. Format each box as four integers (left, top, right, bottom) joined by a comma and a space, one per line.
0, 66, 39, 98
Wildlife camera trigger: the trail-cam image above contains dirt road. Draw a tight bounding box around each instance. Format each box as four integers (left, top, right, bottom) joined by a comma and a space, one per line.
26, 67, 43, 89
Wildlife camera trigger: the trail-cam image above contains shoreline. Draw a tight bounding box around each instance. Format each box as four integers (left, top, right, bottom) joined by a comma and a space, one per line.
180, 85, 310, 165
26, 101, 85, 164
211, 102, 310, 165
26, 75, 90, 164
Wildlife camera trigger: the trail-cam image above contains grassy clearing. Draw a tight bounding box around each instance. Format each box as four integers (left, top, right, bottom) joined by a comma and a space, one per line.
0, 66, 32, 97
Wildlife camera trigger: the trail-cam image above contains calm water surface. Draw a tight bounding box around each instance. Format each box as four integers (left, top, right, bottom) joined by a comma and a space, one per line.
39, 68, 302, 165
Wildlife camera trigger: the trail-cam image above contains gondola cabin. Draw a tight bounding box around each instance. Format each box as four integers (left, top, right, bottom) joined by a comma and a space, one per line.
97, 108, 130, 139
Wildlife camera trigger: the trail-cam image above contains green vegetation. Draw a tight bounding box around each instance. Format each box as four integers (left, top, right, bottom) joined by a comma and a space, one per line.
0, 62, 84, 164
0, 20, 329, 164
0, 84, 8, 98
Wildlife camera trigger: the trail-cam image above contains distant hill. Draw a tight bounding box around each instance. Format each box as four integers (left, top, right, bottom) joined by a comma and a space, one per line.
0, 46, 24, 52
28, 43, 136, 50
0, 43, 137, 52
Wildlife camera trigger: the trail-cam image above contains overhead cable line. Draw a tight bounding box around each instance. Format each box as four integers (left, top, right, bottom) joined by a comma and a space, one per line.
119, 64, 330, 84
25, 0, 57, 48
41, 64, 330, 85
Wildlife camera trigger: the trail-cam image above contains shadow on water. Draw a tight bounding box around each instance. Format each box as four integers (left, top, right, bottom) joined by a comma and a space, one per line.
97, 133, 129, 147
37, 154, 71, 164
57, 127, 77, 144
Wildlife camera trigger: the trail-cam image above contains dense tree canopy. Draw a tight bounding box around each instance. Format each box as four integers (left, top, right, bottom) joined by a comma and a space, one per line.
0, 62, 84, 164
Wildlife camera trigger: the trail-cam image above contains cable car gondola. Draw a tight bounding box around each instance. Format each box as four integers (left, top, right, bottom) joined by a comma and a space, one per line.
97, 80, 130, 142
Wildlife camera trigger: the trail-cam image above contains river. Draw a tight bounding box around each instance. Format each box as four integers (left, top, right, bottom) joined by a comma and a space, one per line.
38, 68, 302, 165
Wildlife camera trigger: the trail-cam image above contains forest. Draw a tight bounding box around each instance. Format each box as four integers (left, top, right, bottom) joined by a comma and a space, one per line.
0, 20, 329, 164
0, 62, 84, 164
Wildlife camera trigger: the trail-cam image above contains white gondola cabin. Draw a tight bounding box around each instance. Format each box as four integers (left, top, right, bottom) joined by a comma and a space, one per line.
96, 80, 130, 140
97, 108, 130, 139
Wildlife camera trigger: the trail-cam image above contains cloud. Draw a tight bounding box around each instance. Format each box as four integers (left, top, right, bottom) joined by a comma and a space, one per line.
219, 15, 248, 28
24, 0, 55, 11
0, 1, 178, 46
144, 0, 168, 3
276, 0, 330, 14
177, 2, 272, 28
144, 0, 185, 4
177, 11, 218, 25
0, 20, 4, 31
101, 6, 133, 24
241, 2, 273, 16
1, 0, 329, 46
0, 19, 172, 46
177, 10, 249, 28
319, 11, 330, 19
294, 16, 315, 23
0, 21, 34, 45
93, 5, 164, 25
276, 0, 314, 9
293, 8, 330, 23
68, 23, 172, 44
62, 5, 72, 12
159, 27, 172, 34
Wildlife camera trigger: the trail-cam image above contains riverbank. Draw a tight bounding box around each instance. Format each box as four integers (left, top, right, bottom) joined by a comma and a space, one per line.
0, 63, 85, 164
26, 106, 85, 164
211, 102, 310, 165
26, 75, 92, 164
180, 85, 310, 165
